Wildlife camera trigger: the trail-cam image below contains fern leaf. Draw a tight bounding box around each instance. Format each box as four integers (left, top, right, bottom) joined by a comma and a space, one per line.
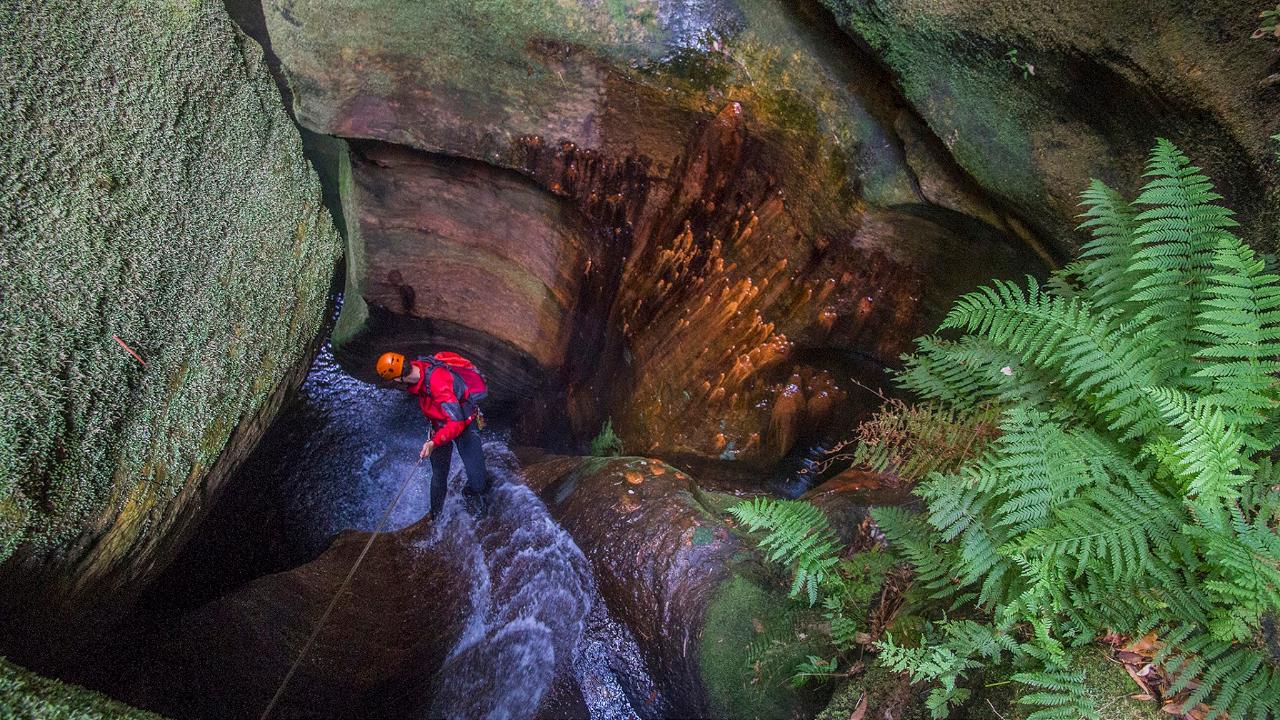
1074, 179, 1141, 317
728, 498, 840, 605
1128, 138, 1239, 382
1012, 667, 1100, 720
1192, 236, 1280, 445
1145, 387, 1249, 508
939, 277, 1168, 440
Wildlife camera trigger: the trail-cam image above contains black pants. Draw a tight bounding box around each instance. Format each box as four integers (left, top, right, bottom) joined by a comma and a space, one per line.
428, 421, 488, 517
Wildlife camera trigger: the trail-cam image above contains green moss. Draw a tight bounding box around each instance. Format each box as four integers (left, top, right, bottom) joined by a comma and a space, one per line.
819, 0, 1278, 256
271, 0, 666, 112
700, 573, 819, 720
816, 665, 930, 720
970, 648, 1163, 720
0, 0, 341, 569
0, 657, 166, 719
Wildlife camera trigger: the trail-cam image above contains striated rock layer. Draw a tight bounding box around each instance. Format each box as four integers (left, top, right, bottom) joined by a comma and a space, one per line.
0, 0, 341, 657
267, 0, 1046, 464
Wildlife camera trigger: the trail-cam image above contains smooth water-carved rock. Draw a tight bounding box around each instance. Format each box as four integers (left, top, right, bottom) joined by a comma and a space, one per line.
521, 454, 824, 719
114, 455, 599, 720
0, 0, 341, 655
822, 0, 1280, 256
331, 143, 594, 403
267, 0, 1046, 462
116, 515, 473, 720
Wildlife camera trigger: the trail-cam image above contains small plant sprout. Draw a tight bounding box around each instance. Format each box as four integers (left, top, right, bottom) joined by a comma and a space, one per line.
1004, 48, 1035, 79
1252, 5, 1280, 41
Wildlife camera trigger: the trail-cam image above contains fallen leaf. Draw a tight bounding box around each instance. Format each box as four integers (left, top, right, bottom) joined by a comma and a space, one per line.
848, 692, 868, 720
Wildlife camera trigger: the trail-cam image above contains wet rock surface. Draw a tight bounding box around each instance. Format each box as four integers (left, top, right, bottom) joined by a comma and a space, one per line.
332, 142, 594, 404
119, 515, 473, 720
114, 462, 619, 720
265, 0, 1047, 464
521, 454, 821, 719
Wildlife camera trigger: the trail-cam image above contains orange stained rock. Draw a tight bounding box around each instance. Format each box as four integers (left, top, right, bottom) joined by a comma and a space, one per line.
818, 306, 838, 333
814, 278, 837, 305
768, 373, 806, 457
618, 493, 642, 513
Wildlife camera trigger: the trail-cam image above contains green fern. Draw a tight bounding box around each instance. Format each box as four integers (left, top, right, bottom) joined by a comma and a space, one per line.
727, 497, 840, 605
1012, 668, 1098, 720
863, 140, 1280, 719
589, 417, 624, 456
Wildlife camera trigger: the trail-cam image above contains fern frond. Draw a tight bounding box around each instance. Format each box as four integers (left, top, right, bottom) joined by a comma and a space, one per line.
728, 498, 840, 605
1145, 387, 1249, 508
897, 335, 1072, 415
1155, 626, 1280, 719
940, 277, 1168, 440
1012, 667, 1100, 720
987, 408, 1098, 533
866, 140, 1278, 720
850, 399, 1000, 483
1073, 179, 1141, 317
1186, 511, 1280, 625
1012, 473, 1184, 585
1128, 138, 1239, 382
1193, 236, 1280, 445
870, 506, 968, 604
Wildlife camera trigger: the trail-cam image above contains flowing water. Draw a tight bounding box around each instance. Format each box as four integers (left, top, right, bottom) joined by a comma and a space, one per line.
133, 340, 663, 719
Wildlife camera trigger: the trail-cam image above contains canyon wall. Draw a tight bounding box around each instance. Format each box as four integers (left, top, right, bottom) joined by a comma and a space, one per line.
0, 0, 341, 653
266, 0, 1046, 463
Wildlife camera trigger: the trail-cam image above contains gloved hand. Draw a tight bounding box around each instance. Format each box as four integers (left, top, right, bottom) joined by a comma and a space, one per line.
420, 440, 434, 460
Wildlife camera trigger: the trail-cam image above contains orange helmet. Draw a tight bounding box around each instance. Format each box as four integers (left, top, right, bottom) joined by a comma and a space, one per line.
376, 352, 405, 380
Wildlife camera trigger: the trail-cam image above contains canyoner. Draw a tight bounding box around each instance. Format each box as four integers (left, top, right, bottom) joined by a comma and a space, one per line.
378, 350, 492, 518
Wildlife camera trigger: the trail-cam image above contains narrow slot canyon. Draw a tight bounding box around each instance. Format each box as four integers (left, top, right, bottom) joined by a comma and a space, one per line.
2, 0, 1276, 718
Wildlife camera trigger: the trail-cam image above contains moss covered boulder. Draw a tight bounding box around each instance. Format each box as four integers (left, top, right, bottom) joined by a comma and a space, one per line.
521, 455, 825, 718
0, 0, 341, 649
822, 0, 1280, 257
0, 657, 165, 720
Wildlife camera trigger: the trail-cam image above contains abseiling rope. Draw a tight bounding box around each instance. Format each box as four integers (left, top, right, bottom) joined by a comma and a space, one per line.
259, 459, 425, 720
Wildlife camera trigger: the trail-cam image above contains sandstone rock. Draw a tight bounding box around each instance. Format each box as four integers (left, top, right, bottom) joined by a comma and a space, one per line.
330, 142, 594, 404
822, 0, 1280, 257
266, 0, 1046, 462
521, 455, 824, 719
0, 0, 341, 652
116, 516, 473, 720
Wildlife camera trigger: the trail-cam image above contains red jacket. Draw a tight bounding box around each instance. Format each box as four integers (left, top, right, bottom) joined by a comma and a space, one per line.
407, 359, 473, 446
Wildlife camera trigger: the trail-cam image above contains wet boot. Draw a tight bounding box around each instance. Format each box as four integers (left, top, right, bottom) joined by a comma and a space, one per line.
463, 492, 488, 519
